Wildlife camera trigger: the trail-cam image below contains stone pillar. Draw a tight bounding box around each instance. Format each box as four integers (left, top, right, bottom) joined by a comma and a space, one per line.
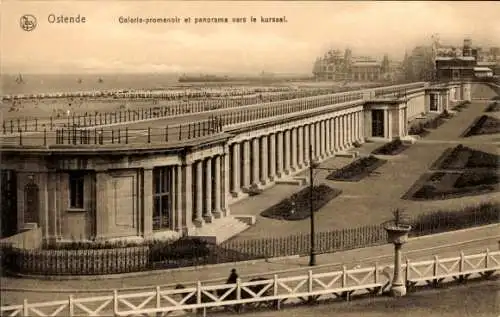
350, 113, 355, 145
213, 156, 222, 218
47, 173, 60, 242
204, 157, 213, 223
260, 136, 269, 185
181, 163, 193, 234
385, 110, 391, 140
252, 137, 261, 187
284, 129, 291, 175
315, 122, 321, 159
358, 111, 364, 143
95, 171, 109, 240
339, 115, 345, 150
222, 153, 230, 216
297, 126, 304, 168
269, 134, 277, 180
320, 121, 326, 159
242, 140, 251, 189
194, 160, 204, 226
276, 131, 284, 177
174, 165, 183, 231
231, 143, 240, 197
348, 113, 353, 146
142, 168, 153, 239
326, 119, 332, 156
291, 128, 298, 172
304, 124, 310, 166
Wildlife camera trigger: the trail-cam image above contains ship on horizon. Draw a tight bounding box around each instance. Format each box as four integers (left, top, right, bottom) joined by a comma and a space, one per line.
15, 73, 25, 84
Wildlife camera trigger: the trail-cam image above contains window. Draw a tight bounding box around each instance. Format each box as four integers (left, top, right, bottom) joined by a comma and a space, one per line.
69, 172, 85, 209
153, 167, 172, 230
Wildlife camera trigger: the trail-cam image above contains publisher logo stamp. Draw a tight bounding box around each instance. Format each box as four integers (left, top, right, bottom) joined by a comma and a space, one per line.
20, 14, 37, 32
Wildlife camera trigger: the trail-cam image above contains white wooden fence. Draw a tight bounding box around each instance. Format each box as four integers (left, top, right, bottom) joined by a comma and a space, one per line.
1, 249, 498, 317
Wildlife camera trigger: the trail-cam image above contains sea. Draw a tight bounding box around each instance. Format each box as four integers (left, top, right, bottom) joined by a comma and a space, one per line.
1, 73, 181, 96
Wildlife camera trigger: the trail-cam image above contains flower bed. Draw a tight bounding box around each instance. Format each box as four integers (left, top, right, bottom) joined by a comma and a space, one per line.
372, 138, 409, 155
327, 155, 387, 181
260, 185, 342, 221
463, 115, 500, 137
484, 102, 500, 113
430, 145, 499, 170
454, 171, 499, 188
407, 170, 499, 201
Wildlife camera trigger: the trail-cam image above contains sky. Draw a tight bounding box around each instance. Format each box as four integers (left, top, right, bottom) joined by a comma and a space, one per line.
1, 1, 499, 75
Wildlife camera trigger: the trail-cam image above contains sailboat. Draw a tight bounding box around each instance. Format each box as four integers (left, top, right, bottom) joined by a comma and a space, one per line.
97, 77, 103, 83
77, 78, 83, 84
15, 73, 25, 84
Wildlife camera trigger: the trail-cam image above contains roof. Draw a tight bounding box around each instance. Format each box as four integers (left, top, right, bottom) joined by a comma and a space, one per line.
435, 56, 476, 61
474, 67, 493, 72
477, 61, 497, 66
352, 62, 380, 67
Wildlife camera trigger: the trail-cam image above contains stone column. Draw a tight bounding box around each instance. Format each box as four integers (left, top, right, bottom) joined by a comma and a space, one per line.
358, 111, 364, 143
142, 169, 153, 239
174, 165, 183, 231
231, 143, 240, 197
347, 113, 353, 146
291, 128, 298, 172
334, 116, 340, 151
242, 140, 251, 189
213, 156, 222, 218
194, 160, 204, 226
276, 131, 284, 177
181, 163, 193, 234
304, 124, 310, 166
269, 134, 277, 180
325, 119, 331, 156
95, 172, 108, 240
319, 121, 325, 159
340, 115, 345, 149
297, 126, 304, 168
204, 157, 213, 223
46, 173, 60, 242
284, 129, 291, 175
260, 136, 269, 185
222, 153, 231, 216
252, 137, 261, 188
315, 122, 321, 159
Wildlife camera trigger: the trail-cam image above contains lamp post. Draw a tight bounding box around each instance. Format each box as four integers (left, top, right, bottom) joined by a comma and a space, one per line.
308, 145, 338, 267
309, 144, 316, 266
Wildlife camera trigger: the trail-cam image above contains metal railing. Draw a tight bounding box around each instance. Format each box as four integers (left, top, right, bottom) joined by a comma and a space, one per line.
1, 82, 422, 135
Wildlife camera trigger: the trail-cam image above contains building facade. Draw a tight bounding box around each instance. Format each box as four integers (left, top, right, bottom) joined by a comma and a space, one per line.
0, 82, 472, 244
312, 49, 391, 81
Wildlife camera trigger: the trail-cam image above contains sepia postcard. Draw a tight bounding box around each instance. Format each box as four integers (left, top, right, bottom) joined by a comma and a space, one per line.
0, 1, 499, 316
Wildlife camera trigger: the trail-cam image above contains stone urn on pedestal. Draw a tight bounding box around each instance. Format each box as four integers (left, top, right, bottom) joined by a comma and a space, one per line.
383, 208, 412, 297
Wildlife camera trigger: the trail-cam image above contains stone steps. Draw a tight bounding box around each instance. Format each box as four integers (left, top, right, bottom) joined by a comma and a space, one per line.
191, 217, 251, 245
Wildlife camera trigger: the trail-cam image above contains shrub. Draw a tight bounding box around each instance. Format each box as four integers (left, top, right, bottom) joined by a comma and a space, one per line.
454, 171, 499, 188
261, 185, 342, 221
466, 150, 499, 169
327, 155, 386, 181
372, 138, 409, 155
